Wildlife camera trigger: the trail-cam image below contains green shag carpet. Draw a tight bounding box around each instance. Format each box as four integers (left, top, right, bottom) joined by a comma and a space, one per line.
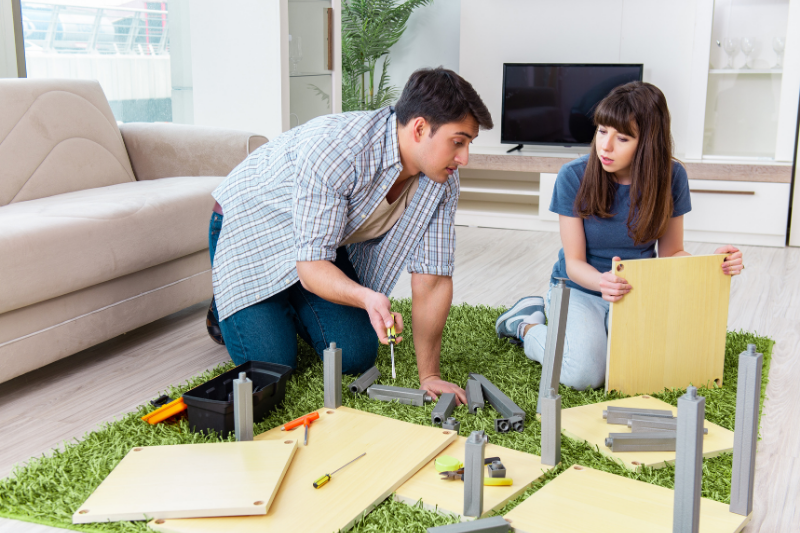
0, 299, 773, 532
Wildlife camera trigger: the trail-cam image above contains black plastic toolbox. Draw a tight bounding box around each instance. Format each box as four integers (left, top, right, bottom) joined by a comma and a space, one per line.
182, 361, 293, 438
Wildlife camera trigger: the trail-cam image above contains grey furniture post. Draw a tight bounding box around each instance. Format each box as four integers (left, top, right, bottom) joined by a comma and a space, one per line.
431, 393, 457, 425
673, 386, 705, 533
464, 430, 487, 518
349, 366, 380, 394
540, 387, 562, 466
536, 278, 570, 414
232, 372, 253, 442
468, 374, 525, 418
730, 344, 763, 516
465, 378, 485, 414
366, 384, 432, 406
323, 342, 342, 409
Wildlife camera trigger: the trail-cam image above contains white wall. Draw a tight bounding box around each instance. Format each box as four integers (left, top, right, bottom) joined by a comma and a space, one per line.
0, 0, 19, 78
459, 0, 701, 156
384, 0, 460, 96
189, 0, 288, 139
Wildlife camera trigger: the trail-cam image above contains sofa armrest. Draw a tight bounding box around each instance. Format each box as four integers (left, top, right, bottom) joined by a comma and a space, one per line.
119, 123, 268, 181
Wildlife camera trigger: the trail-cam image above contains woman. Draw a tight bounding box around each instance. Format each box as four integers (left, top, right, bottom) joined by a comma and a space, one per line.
495, 81, 744, 390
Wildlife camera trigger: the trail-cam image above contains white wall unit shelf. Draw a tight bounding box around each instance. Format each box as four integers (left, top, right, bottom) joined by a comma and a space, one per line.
455, 147, 792, 247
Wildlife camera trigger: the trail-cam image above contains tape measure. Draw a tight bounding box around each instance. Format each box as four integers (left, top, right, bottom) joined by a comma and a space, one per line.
435, 455, 463, 473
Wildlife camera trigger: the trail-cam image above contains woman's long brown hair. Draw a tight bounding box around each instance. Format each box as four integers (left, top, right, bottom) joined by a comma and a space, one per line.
574, 81, 674, 245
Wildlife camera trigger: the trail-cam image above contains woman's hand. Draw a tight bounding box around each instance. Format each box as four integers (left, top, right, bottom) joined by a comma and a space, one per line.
599, 256, 632, 303
714, 245, 744, 276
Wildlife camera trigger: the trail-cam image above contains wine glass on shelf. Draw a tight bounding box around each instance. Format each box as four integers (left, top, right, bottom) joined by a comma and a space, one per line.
740, 37, 755, 69
722, 38, 739, 69
773, 36, 785, 69
289, 35, 303, 76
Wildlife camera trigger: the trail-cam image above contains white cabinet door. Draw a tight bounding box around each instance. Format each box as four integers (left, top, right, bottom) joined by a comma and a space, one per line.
683, 179, 790, 246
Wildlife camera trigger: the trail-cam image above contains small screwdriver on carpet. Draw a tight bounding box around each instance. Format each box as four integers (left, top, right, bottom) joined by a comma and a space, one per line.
387, 316, 397, 379
313, 452, 366, 488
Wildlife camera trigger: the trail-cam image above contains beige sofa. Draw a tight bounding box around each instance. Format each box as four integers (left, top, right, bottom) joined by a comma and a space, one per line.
0, 79, 267, 384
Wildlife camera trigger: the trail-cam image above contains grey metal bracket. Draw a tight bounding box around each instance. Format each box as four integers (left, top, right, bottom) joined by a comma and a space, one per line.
603, 405, 674, 425
673, 386, 706, 533
605, 431, 677, 452
232, 372, 253, 442
366, 384, 433, 407
508, 415, 524, 433
323, 342, 342, 409
442, 417, 461, 435
427, 515, 510, 533
432, 393, 457, 425
730, 344, 763, 517
540, 387, 561, 466
349, 366, 380, 395
494, 418, 510, 433
466, 378, 485, 414
464, 430, 487, 518
487, 460, 506, 478
536, 277, 570, 414
628, 414, 708, 435
468, 373, 525, 419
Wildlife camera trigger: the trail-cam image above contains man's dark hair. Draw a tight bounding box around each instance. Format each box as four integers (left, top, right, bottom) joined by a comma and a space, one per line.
395, 67, 493, 134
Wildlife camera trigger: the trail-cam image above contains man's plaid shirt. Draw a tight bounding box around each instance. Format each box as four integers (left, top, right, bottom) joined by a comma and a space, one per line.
211, 107, 459, 321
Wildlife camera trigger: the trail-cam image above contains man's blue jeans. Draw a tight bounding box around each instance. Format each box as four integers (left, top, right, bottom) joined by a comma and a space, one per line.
209, 213, 378, 374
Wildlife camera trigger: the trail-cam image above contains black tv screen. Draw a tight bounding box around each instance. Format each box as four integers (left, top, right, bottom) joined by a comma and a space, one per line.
501, 63, 643, 147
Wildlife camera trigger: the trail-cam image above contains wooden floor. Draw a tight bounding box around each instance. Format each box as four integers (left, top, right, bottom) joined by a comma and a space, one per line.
1, 226, 798, 532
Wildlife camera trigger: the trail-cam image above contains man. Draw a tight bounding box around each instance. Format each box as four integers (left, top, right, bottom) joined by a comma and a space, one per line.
207, 68, 492, 403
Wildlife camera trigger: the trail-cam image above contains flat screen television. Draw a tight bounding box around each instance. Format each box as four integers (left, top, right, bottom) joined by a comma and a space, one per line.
501, 63, 643, 149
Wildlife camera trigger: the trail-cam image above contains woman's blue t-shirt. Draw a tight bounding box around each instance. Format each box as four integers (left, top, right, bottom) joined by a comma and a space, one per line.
549, 154, 692, 297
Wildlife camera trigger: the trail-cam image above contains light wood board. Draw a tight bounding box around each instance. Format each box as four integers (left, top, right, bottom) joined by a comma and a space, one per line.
73, 440, 298, 523
561, 396, 733, 471
394, 436, 555, 519
148, 407, 457, 533
504, 464, 750, 533
606, 254, 731, 395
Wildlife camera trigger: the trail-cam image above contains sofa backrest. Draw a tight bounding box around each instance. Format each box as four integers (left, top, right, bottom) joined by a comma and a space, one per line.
0, 79, 136, 206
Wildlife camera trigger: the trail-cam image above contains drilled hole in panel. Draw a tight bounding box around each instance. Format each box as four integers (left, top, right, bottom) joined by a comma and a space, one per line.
78, 510, 88, 514
442, 431, 450, 435
641, 395, 650, 399
155, 519, 165, 524
327, 411, 334, 415
284, 440, 293, 444
254, 501, 264, 506
133, 448, 143, 451
617, 263, 624, 272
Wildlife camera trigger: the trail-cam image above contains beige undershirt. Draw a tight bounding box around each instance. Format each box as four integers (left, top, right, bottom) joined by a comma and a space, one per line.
342, 176, 420, 245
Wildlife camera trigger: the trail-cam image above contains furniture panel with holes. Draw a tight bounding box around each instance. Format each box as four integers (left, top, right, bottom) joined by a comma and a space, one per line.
683, 179, 790, 247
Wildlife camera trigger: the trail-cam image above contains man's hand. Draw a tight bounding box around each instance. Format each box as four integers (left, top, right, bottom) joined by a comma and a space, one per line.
362, 290, 404, 345
599, 256, 632, 303
420, 377, 467, 405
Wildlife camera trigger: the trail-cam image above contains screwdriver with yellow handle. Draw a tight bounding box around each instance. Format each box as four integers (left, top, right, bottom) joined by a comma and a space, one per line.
313, 452, 366, 489
387, 316, 397, 379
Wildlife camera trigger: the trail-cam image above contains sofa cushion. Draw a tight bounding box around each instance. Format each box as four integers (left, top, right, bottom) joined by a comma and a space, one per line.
0, 79, 136, 206
0, 176, 223, 314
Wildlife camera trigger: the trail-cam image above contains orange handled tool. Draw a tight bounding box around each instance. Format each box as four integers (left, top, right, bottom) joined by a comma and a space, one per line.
280, 412, 320, 431
141, 397, 187, 425
280, 411, 320, 445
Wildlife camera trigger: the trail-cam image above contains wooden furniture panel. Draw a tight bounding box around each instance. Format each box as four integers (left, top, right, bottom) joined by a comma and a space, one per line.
149, 407, 457, 533
73, 440, 298, 523
606, 255, 731, 395
504, 465, 749, 533
394, 437, 555, 519
560, 396, 733, 471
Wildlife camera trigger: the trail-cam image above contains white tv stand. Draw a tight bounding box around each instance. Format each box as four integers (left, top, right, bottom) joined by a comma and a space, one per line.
457, 146, 792, 247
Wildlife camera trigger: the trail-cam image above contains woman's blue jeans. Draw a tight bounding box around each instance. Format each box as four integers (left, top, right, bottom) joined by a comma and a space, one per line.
209, 213, 378, 374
